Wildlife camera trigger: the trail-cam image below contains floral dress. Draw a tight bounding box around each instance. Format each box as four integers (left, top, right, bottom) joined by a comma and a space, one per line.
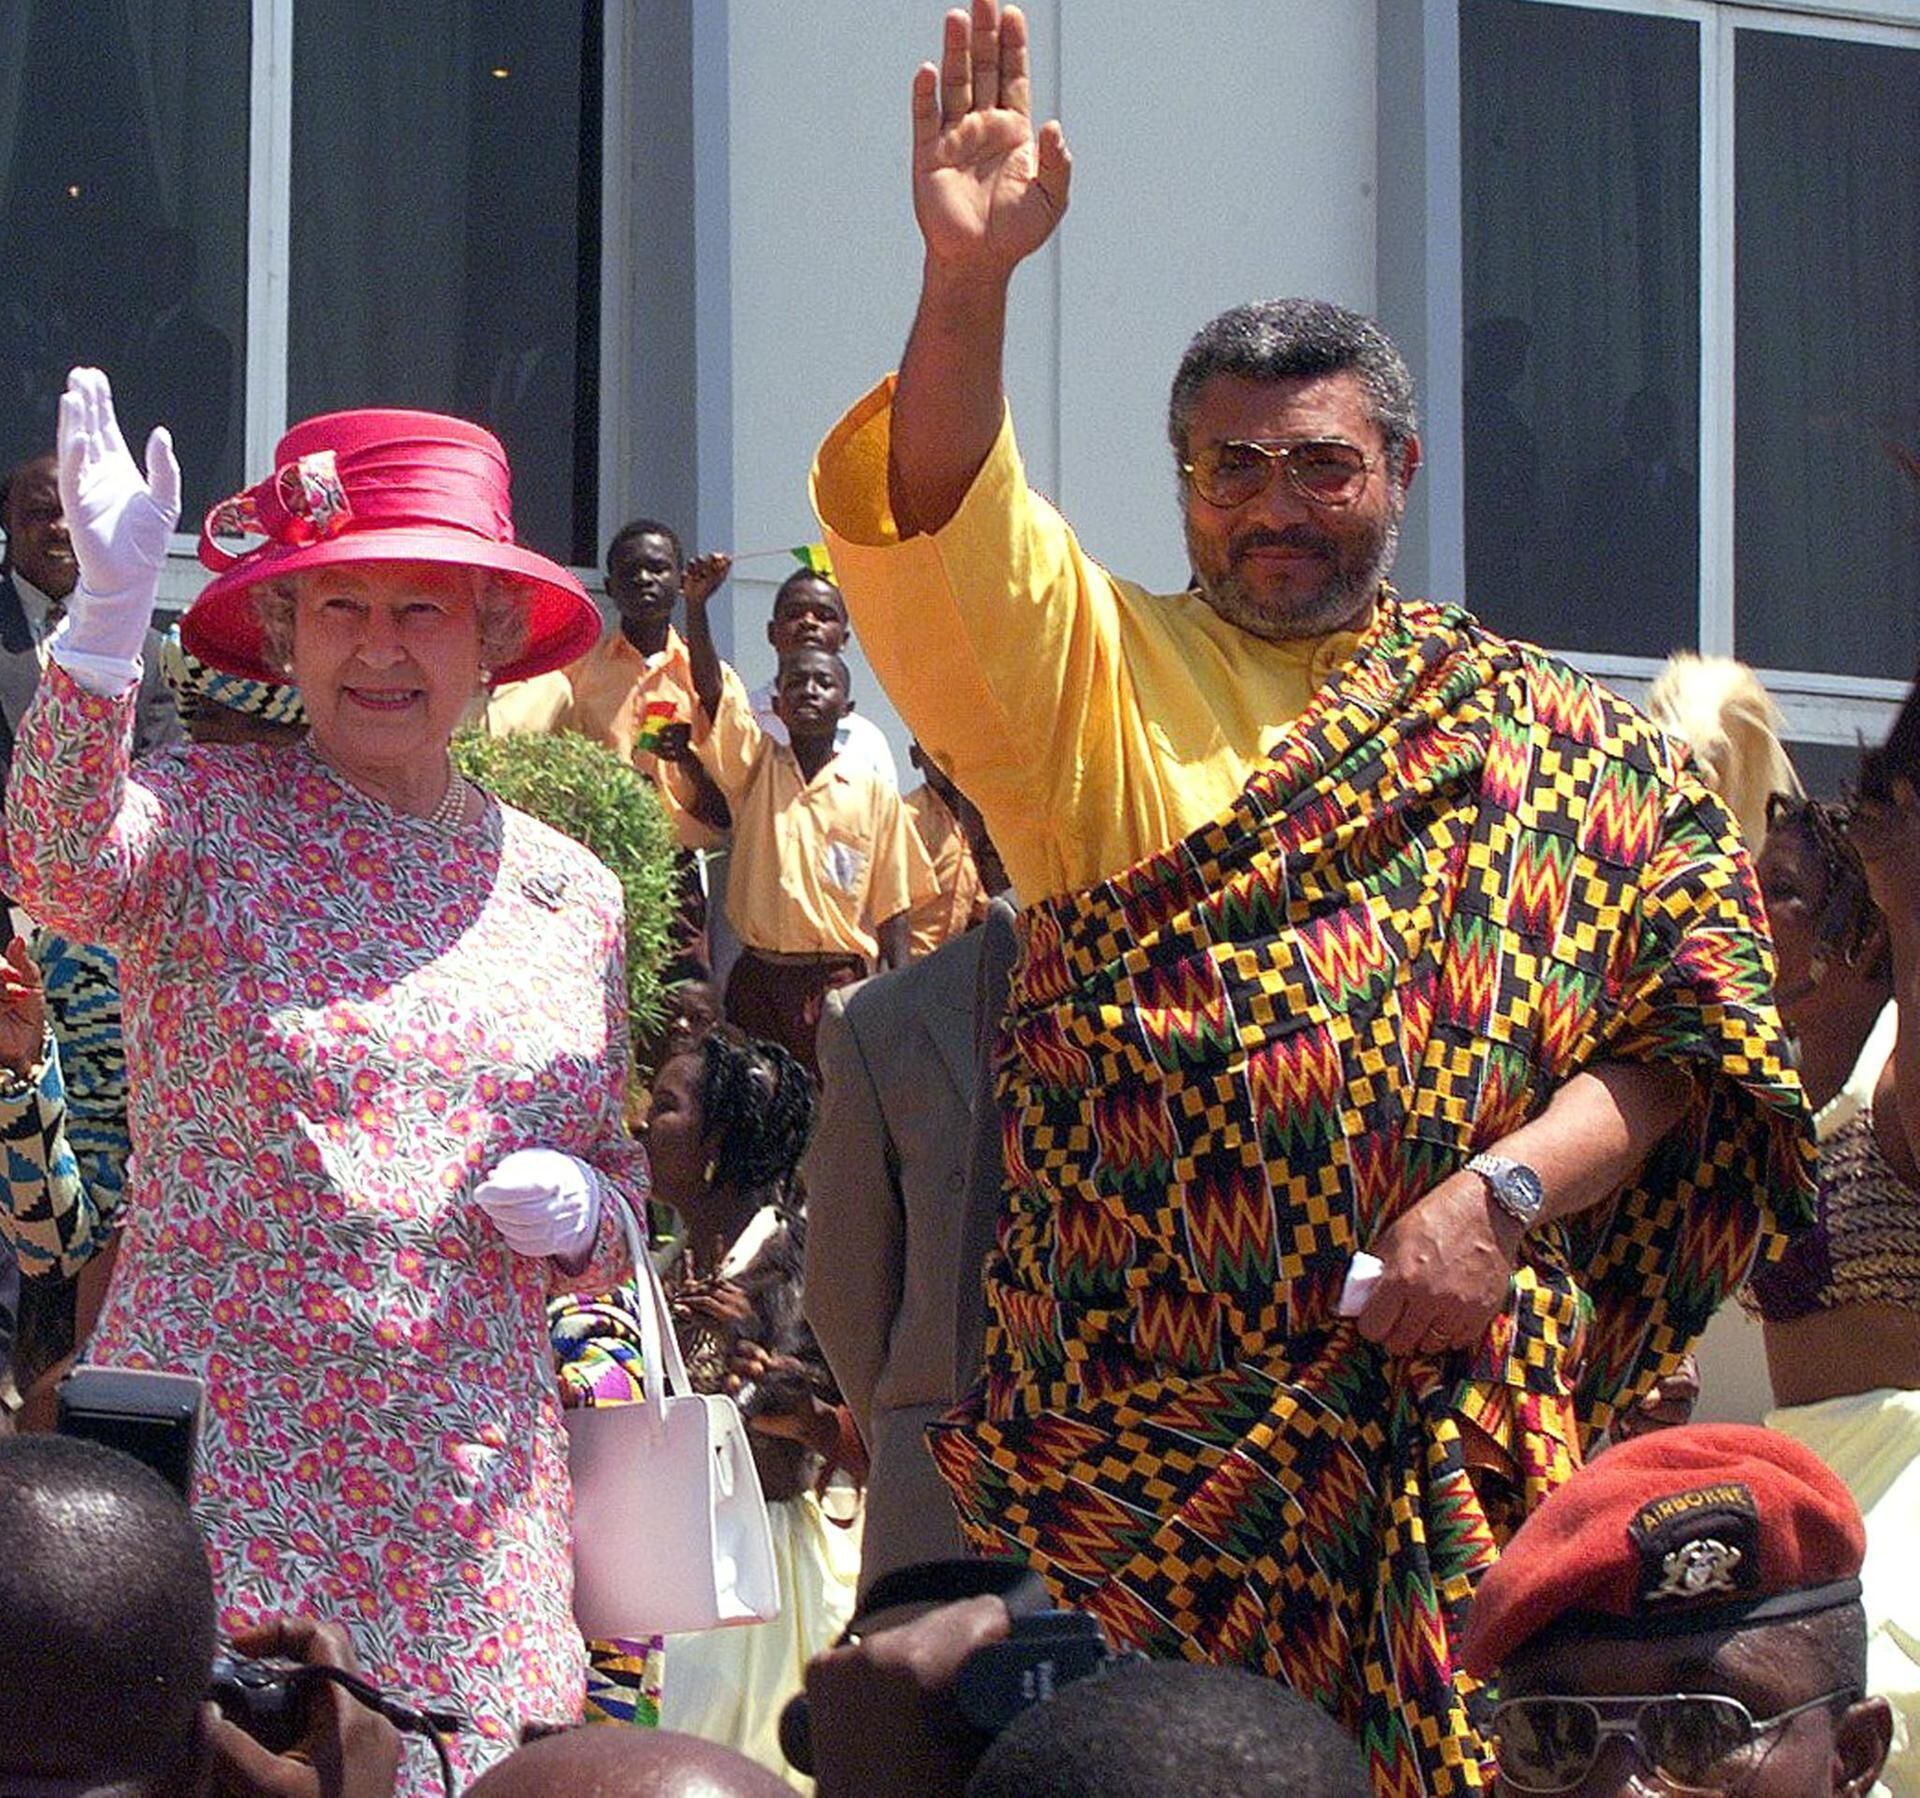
2, 665, 648, 1790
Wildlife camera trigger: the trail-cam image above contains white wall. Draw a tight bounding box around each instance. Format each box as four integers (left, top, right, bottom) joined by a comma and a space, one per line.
712, 0, 1380, 760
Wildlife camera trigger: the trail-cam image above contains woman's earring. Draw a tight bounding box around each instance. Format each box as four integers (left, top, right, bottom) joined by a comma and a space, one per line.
702, 1156, 719, 1188
478, 666, 493, 686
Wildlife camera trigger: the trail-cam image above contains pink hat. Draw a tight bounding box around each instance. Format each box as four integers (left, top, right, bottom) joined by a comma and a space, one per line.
183, 408, 600, 685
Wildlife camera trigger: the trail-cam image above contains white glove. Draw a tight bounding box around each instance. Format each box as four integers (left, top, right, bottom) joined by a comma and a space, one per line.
54, 367, 180, 665
473, 1148, 603, 1261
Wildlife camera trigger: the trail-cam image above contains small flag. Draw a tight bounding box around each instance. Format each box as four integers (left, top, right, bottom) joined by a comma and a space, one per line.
791, 542, 835, 580
633, 698, 681, 756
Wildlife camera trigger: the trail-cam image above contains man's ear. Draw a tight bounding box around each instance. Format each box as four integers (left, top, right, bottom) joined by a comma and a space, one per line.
1395, 432, 1423, 497
1834, 1694, 1892, 1796
766, 619, 779, 649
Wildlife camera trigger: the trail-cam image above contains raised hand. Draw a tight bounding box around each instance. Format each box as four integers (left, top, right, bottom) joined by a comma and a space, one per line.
681, 551, 733, 608
0, 936, 47, 1080
58, 368, 180, 600
912, 1, 1071, 279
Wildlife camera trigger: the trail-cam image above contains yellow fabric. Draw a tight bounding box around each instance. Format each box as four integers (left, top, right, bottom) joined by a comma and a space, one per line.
812, 376, 1364, 900
486, 627, 726, 851
902, 782, 986, 959
1769, 1389, 1920, 1796
696, 666, 934, 961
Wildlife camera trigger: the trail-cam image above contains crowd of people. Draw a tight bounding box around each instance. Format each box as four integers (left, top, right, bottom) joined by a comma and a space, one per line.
0, 2, 1915, 1794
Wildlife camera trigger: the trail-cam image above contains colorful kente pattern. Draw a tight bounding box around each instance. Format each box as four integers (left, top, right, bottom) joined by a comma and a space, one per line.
928, 598, 1814, 1796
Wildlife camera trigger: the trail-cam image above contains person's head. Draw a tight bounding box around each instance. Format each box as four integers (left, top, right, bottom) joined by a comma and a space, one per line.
965, 1661, 1369, 1798
1463, 1423, 1890, 1796
645, 1029, 815, 1213
181, 407, 600, 764
773, 646, 852, 742
1646, 653, 1802, 853
606, 517, 684, 637
1756, 795, 1887, 1026
253, 562, 524, 781
1167, 299, 1420, 644
158, 631, 307, 748
767, 571, 850, 657
0, 1435, 218, 1793
663, 978, 722, 1061
472, 1726, 790, 1798
1, 451, 77, 601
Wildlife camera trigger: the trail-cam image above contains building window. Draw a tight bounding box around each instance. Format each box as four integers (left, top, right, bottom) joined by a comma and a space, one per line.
0, 1, 251, 522
0, 0, 602, 570
1457, 0, 1919, 763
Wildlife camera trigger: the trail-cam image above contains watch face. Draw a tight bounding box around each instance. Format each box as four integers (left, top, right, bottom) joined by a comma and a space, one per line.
1505, 1164, 1545, 1222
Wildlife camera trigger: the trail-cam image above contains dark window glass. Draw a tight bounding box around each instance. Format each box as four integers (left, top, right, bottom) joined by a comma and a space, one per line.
289, 2, 601, 564
1734, 30, 1920, 681
0, 2, 250, 522
1460, 0, 1700, 657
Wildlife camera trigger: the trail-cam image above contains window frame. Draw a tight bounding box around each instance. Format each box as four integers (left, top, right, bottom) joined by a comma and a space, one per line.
1443, 0, 1920, 748
157, 0, 617, 604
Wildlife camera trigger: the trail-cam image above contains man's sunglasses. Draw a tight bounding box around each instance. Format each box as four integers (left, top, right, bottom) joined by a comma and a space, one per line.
1490, 1688, 1856, 1792
1180, 438, 1375, 510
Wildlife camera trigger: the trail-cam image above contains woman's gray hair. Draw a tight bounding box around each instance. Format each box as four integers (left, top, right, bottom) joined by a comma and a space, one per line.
252, 567, 531, 680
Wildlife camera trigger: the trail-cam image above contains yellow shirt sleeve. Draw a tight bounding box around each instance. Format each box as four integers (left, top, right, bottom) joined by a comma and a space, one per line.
813, 377, 1344, 901
485, 668, 572, 737
692, 664, 769, 804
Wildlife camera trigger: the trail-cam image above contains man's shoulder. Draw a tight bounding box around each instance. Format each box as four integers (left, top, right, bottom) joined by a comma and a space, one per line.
840, 926, 984, 1030
1441, 606, 1684, 778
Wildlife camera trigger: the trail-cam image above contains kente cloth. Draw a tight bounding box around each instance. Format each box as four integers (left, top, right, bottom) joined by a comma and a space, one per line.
551, 1289, 667, 1728
928, 598, 1814, 1796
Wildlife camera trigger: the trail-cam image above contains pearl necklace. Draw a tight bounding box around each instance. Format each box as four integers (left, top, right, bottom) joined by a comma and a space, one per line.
428, 773, 468, 830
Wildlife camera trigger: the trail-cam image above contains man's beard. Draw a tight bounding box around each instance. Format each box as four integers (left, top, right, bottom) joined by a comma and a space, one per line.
1186, 506, 1401, 643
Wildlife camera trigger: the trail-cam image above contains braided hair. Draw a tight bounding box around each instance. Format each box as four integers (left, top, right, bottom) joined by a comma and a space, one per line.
1764, 792, 1886, 984
695, 1030, 815, 1203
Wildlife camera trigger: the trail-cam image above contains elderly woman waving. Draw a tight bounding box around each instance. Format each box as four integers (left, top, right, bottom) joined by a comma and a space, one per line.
2, 370, 647, 1785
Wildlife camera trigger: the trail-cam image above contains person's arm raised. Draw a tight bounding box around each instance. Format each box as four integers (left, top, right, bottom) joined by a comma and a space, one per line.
680, 551, 732, 726
889, 1, 1070, 539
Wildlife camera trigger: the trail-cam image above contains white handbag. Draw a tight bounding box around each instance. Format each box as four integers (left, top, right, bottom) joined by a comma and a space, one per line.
566, 1198, 782, 1639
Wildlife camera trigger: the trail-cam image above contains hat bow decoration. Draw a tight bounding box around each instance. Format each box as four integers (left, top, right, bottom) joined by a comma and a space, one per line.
199, 450, 354, 572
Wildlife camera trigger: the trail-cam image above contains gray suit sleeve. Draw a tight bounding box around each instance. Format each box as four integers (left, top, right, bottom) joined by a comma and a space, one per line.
802, 985, 905, 1449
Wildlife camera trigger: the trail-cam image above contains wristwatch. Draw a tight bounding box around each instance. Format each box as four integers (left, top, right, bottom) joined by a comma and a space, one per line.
1466, 1152, 1546, 1230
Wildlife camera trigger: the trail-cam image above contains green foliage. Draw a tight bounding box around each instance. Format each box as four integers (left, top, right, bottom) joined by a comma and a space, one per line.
451, 728, 679, 1042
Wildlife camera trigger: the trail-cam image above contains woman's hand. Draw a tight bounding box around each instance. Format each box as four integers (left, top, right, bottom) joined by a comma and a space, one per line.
0, 936, 47, 1081
912, 2, 1071, 280
672, 1275, 755, 1334
55, 368, 180, 662
472, 1148, 601, 1262
732, 1341, 842, 1458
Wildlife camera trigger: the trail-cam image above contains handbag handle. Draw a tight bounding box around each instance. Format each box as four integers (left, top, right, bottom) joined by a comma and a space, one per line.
608, 1195, 695, 1419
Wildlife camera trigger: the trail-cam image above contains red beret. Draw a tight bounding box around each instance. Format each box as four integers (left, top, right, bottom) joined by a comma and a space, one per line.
1462, 1423, 1864, 1679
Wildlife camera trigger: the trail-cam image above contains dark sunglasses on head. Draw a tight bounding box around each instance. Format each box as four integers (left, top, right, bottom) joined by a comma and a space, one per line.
1181, 437, 1375, 510
1490, 1687, 1856, 1792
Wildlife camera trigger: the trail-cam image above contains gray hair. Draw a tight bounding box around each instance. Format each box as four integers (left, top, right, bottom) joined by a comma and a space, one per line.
253, 567, 530, 679
1167, 298, 1419, 479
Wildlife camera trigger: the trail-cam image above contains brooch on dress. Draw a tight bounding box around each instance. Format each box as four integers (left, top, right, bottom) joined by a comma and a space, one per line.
520, 870, 570, 911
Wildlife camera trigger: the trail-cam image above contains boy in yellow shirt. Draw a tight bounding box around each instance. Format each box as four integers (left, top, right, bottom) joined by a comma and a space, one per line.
682, 557, 933, 1076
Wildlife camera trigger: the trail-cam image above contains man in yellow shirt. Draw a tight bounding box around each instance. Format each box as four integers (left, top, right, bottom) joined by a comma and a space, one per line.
806, 5, 1813, 1791
682, 571, 933, 1079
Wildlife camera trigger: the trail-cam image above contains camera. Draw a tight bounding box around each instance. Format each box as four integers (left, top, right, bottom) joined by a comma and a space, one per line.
55, 1366, 203, 1501
208, 1654, 309, 1754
